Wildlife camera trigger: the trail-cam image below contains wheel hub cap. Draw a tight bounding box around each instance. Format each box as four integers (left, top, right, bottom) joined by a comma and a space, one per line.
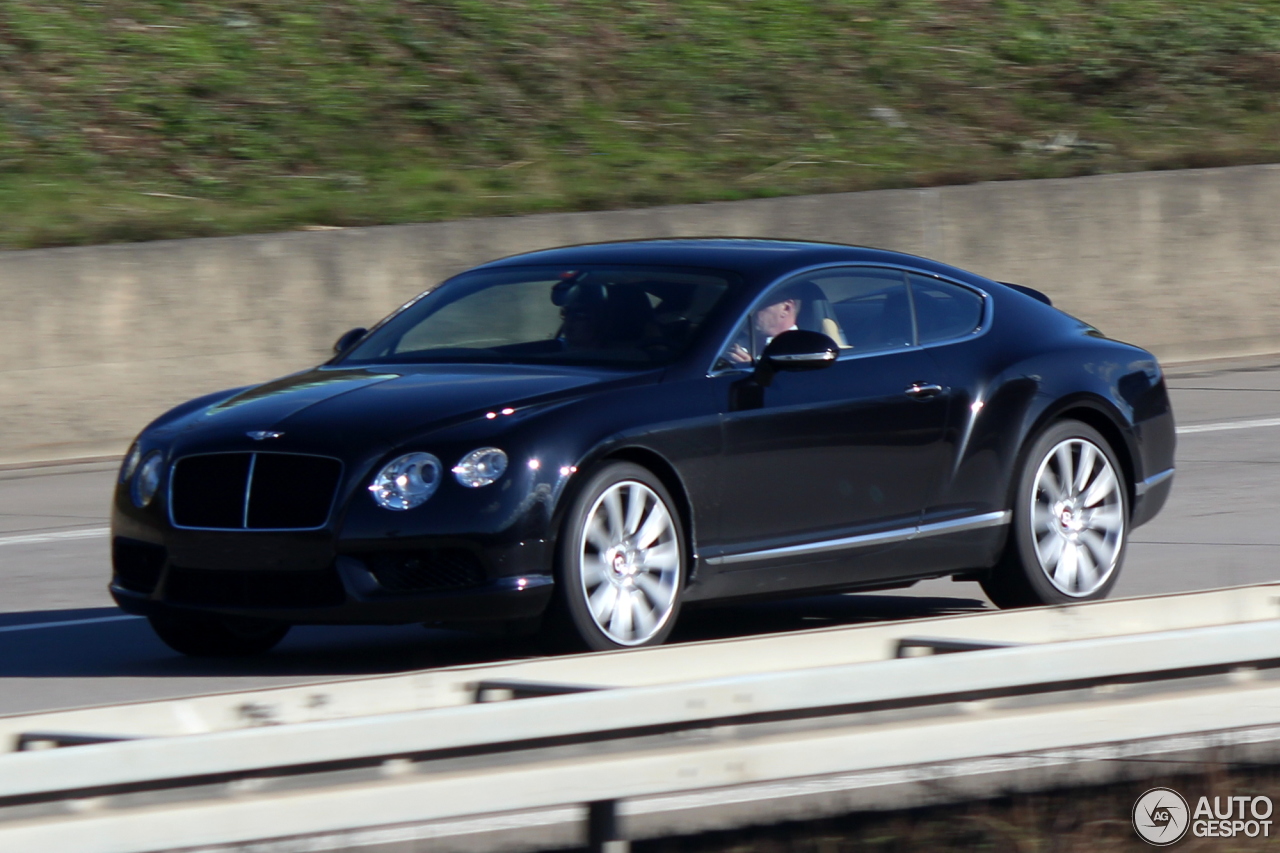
607, 545, 640, 583
1056, 502, 1084, 536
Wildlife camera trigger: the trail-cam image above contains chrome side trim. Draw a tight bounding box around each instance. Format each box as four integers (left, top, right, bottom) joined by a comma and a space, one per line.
917, 510, 1012, 538
707, 511, 1011, 567
1135, 467, 1175, 496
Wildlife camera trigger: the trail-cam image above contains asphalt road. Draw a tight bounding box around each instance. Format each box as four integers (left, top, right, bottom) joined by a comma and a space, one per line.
2, 357, 1279, 717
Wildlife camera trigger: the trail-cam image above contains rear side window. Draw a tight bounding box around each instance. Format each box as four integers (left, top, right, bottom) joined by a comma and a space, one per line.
813, 267, 913, 353
910, 274, 984, 344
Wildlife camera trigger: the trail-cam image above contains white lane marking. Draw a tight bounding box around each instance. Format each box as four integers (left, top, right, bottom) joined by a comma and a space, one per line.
0, 526, 109, 547
1177, 417, 1280, 435
0, 614, 141, 634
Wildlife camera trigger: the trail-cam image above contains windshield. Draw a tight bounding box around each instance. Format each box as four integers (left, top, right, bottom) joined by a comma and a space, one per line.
340, 265, 736, 367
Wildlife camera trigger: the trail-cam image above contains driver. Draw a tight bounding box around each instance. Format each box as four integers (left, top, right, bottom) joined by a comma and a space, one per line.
726, 289, 801, 364
556, 280, 609, 350
560, 299, 607, 350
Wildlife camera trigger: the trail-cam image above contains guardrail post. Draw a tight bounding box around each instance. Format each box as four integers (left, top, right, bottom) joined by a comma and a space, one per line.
587, 799, 628, 853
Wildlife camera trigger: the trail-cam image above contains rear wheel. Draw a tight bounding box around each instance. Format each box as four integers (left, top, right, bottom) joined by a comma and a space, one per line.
148, 610, 290, 657
548, 462, 686, 651
982, 420, 1128, 608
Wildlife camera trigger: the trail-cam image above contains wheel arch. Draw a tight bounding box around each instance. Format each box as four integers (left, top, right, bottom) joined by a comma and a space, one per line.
548, 444, 698, 582
602, 447, 698, 579
1014, 395, 1138, 518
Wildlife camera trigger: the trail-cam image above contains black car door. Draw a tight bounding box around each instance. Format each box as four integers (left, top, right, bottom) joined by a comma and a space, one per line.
703, 267, 953, 596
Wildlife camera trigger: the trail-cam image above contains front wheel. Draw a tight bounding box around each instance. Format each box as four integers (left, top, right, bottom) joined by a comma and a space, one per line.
549, 462, 686, 651
982, 420, 1128, 608
148, 611, 290, 656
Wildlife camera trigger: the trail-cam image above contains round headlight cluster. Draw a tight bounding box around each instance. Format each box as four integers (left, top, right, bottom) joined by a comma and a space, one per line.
452, 447, 508, 488
369, 452, 442, 511
131, 452, 165, 508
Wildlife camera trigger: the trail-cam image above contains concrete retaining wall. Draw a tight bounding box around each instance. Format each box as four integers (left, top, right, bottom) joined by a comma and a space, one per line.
4, 163, 1280, 464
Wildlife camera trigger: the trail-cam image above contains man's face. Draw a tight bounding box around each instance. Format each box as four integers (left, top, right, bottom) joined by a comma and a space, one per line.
754, 298, 798, 338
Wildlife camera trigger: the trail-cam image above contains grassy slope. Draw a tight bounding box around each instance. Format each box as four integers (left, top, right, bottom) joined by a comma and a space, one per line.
2, 1, 1280, 249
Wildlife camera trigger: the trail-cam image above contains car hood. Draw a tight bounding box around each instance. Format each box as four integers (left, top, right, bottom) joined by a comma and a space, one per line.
169, 364, 660, 452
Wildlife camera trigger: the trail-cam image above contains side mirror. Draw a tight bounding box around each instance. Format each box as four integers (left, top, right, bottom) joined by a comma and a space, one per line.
333, 327, 368, 356
755, 329, 839, 386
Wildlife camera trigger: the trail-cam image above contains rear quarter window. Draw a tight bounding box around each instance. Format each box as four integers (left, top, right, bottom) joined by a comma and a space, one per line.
910, 275, 984, 344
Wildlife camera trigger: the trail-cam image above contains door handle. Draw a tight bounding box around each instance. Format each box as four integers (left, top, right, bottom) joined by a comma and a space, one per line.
904, 382, 945, 399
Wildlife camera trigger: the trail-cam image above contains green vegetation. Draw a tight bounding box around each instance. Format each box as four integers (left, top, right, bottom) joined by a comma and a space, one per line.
3, 1, 1280, 249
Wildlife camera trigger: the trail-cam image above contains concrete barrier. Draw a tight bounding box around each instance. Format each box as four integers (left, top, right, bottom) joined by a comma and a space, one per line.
3, 163, 1280, 464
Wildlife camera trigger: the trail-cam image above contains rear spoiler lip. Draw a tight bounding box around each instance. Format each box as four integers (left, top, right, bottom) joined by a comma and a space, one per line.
1000, 282, 1053, 306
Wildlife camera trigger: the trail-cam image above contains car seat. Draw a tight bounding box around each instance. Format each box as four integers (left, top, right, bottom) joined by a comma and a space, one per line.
790, 281, 850, 348
602, 285, 659, 346
857, 288, 913, 350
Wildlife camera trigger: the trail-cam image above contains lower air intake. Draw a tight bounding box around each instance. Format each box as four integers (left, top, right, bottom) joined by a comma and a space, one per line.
164, 566, 347, 608
112, 537, 167, 594
360, 549, 486, 593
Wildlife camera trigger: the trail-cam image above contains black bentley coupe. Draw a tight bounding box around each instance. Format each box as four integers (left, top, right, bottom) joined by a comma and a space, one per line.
111, 239, 1175, 655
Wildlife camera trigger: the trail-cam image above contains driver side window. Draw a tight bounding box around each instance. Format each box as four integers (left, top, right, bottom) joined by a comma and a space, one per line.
713, 276, 815, 371
714, 267, 913, 370
713, 315, 759, 371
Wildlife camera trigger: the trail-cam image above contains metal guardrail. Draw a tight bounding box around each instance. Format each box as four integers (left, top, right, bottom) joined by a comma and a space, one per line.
4, 583, 1278, 750
893, 636, 1019, 656
1, 605, 1279, 853
14, 732, 135, 752
472, 679, 605, 703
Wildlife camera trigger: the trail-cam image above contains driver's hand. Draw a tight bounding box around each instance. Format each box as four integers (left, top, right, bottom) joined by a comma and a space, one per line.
726, 343, 752, 364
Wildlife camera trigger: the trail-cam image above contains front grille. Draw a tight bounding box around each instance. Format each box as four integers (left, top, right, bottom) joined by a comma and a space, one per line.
170, 452, 342, 530
360, 549, 486, 593
164, 565, 347, 608
112, 537, 167, 594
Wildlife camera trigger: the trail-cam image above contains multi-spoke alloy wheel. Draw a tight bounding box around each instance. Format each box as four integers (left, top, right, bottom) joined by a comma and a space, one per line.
1030, 438, 1124, 596
553, 462, 685, 650
982, 420, 1129, 608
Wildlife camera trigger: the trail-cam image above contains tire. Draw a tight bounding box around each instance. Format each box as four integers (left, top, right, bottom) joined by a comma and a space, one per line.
982, 419, 1128, 608
547, 462, 686, 651
148, 610, 290, 657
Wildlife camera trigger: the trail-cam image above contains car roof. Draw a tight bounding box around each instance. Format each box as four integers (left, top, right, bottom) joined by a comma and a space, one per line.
470, 238, 996, 288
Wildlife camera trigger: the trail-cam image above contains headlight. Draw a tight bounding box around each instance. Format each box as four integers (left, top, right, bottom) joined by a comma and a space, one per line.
131, 452, 164, 508
120, 442, 142, 484
369, 452, 442, 510
452, 447, 508, 488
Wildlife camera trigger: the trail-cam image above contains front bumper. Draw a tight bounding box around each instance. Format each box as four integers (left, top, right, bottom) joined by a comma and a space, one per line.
110, 570, 554, 625
110, 436, 567, 625
110, 522, 557, 626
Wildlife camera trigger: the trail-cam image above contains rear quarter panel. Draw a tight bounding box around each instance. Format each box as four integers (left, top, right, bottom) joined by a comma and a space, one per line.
924, 287, 1174, 528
